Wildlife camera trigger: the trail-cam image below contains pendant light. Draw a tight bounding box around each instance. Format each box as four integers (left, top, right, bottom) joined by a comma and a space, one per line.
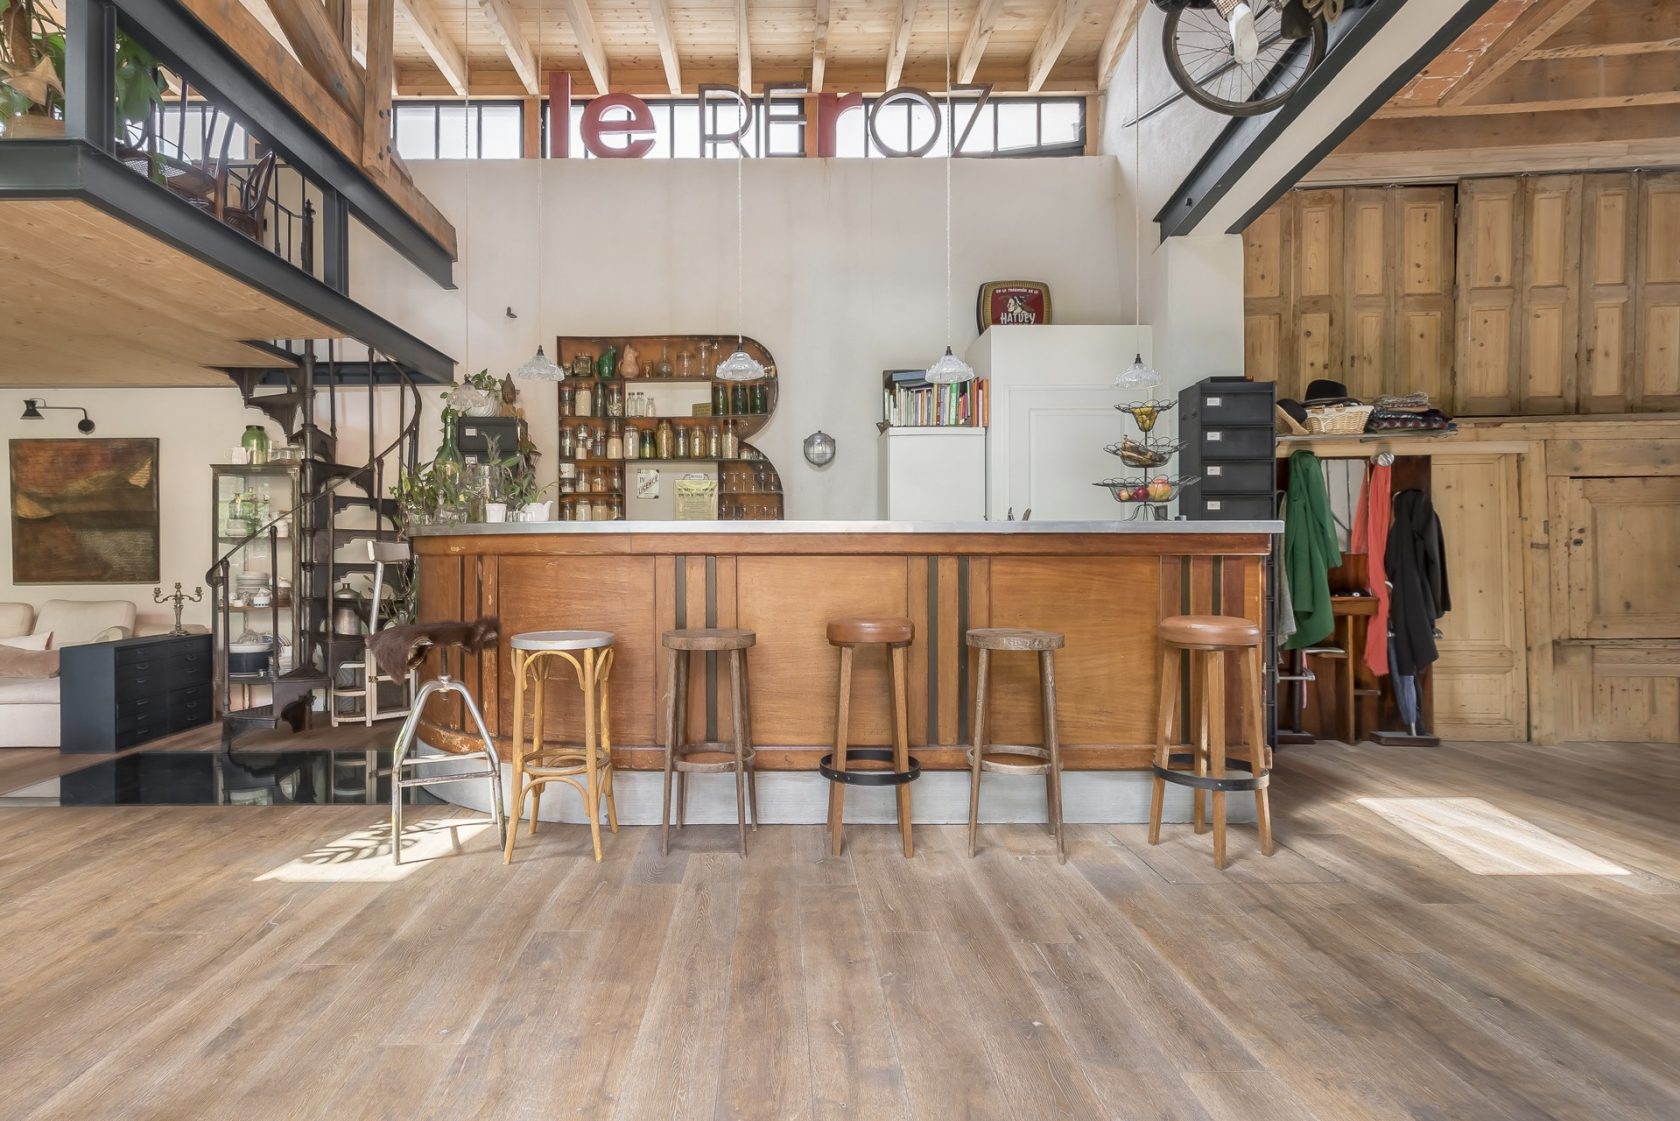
1113, 30, 1161, 393
516, 0, 564, 382
925, 0, 974, 386
716, 36, 765, 383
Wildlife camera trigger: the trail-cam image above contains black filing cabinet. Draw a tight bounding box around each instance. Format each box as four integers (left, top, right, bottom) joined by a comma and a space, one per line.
1178, 377, 1277, 521
59, 634, 214, 753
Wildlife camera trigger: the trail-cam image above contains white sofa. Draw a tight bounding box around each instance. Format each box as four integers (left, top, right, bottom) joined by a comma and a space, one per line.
0, 600, 140, 748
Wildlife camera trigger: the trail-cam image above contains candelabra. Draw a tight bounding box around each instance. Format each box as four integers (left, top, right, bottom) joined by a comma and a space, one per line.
153, 582, 204, 635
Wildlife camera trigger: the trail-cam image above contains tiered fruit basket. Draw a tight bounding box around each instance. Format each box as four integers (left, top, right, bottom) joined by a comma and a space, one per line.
1095, 400, 1198, 520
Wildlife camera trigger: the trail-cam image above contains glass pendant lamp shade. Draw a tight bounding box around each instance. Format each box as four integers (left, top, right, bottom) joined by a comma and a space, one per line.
716, 346, 765, 382
926, 345, 976, 385
515, 344, 564, 382
1116, 352, 1162, 389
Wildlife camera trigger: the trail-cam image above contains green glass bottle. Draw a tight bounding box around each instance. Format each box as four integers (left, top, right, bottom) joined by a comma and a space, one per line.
434, 414, 465, 508
732, 384, 749, 415
750, 383, 767, 414
240, 425, 270, 465
712, 382, 729, 415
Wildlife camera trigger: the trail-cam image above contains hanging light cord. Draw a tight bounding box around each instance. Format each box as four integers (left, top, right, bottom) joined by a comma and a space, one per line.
1133, 16, 1141, 326
737, 101, 745, 350
944, 0, 954, 347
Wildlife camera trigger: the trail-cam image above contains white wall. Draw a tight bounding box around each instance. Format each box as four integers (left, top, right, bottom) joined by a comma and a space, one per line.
350, 156, 1133, 519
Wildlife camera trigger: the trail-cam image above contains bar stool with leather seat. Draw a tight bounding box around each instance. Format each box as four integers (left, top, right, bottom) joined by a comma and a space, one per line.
1148, 614, 1274, 869
966, 627, 1067, 863
504, 629, 618, 863
660, 627, 758, 856
822, 616, 920, 858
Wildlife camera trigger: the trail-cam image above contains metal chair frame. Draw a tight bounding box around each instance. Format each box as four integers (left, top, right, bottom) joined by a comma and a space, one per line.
389, 673, 507, 865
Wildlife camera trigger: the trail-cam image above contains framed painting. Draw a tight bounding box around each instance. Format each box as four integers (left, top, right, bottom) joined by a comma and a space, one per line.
9, 439, 160, 584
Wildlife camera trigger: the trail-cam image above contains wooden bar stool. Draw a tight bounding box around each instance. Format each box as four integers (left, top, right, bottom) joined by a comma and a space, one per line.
966, 627, 1066, 863
821, 616, 920, 857
1147, 614, 1274, 869
660, 627, 758, 856
504, 630, 618, 864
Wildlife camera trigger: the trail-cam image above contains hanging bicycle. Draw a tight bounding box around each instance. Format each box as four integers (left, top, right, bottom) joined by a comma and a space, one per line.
1156, 0, 1348, 117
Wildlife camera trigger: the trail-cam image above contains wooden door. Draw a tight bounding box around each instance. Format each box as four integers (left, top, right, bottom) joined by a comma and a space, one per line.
1560, 476, 1680, 640
1454, 178, 1523, 414
1580, 173, 1638, 412
1294, 188, 1345, 400
1242, 202, 1290, 389
1519, 176, 1582, 414
1393, 187, 1455, 406
1343, 188, 1389, 401
1636, 172, 1680, 411
1431, 454, 1528, 740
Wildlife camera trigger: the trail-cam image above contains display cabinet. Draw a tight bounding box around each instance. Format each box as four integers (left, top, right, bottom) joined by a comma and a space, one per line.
209, 463, 304, 693
554, 333, 785, 521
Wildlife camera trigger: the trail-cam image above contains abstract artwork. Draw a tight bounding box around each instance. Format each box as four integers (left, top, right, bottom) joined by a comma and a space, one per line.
9, 438, 160, 584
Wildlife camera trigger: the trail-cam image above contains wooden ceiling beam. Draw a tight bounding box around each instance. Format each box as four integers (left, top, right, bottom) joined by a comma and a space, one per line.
1096, 0, 1146, 91
559, 0, 611, 94
476, 0, 540, 95
958, 0, 1005, 85
648, 0, 683, 94
261, 0, 366, 114
1525, 0, 1680, 60
1026, 0, 1090, 94
885, 0, 914, 91
737, 0, 752, 92
1440, 0, 1597, 107
362, 0, 394, 170
395, 0, 470, 97
1382, 50, 1680, 117
811, 0, 829, 93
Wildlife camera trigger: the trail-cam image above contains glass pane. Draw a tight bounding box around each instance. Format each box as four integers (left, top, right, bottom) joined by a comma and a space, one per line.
957, 103, 994, 154
437, 105, 469, 158
1041, 101, 1082, 148
906, 99, 939, 157
479, 105, 522, 158
996, 102, 1036, 153
671, 103, 700, 158
834, 106, 866, 158
767, 120, 803, 157
568, 105, 587, 157
394, 108, 436, 160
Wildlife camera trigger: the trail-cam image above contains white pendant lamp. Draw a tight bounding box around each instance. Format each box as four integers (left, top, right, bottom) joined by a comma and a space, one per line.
516, 0, 564, 383
716, 30, 765, 384
1115, 352, 1162, 389
926, 0, 974, 386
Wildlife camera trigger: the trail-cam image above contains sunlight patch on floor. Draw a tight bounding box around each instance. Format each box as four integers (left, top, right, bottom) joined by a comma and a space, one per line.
255, 819, 495, 882
1357, 797, 1630, 876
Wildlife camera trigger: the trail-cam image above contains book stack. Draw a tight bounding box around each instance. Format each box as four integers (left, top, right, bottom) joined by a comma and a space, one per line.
881, 369, 989, 428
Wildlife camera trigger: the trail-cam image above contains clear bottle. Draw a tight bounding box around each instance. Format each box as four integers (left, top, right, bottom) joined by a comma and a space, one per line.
623, 423, 639, 460
607, 383, 625, 418
708, 423, 722, 459
607, 419, 624, 460
593, 426, 608, 459
722, 420, 739, 460
640, 428, 656, 459
674, 424, 690, 460
656, 418, 675, 459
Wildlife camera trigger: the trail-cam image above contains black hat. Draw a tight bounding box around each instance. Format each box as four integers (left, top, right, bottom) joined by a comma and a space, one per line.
1304, 378, 1356, 405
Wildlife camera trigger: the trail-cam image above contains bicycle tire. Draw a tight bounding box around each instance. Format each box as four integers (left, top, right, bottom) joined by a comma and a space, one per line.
1162, 7, 1328, 117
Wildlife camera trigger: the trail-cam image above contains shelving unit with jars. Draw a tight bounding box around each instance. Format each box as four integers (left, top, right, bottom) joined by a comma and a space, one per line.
210, 463, 305, 693
555, 333, 785, 521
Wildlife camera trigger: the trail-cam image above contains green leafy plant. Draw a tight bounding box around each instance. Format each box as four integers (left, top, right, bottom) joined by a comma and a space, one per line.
1, 0, 166, 136
390, 461, 439, 532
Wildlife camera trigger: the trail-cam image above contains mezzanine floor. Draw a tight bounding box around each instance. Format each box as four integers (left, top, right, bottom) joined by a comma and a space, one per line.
0, 740, 1676, 1121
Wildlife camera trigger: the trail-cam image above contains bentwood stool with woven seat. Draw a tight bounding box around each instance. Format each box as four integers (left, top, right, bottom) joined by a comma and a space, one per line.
661, 627, 759, 856
1148, 614, 1274, 869
822, 617, 921, 858
375, 617, 508, 866
504, 630, 618, 863
966, 627, 1067, 863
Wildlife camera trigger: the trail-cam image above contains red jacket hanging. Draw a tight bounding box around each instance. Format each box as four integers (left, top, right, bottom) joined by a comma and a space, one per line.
1351, 462, 1392, 676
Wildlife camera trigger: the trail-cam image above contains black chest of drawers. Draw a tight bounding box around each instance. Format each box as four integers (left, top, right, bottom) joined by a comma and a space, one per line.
59, 634, 214, 753
1178, 377, 1278, 521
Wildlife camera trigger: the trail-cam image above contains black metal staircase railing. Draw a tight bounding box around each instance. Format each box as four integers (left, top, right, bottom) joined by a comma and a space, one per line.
206, 344, 422, 749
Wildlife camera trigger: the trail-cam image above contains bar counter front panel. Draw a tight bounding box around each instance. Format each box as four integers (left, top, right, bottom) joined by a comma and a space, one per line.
409, 521, 1277, 772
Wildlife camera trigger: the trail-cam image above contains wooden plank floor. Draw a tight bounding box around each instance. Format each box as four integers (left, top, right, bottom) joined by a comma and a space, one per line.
1, 740, 1677, 1121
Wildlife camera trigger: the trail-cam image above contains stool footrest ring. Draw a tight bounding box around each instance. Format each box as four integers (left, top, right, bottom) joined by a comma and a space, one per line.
1153, 753, 1270, 793
820, 748, 921, 787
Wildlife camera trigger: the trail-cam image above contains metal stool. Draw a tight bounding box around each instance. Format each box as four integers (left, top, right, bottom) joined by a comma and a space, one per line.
660, 627, 758, 856
822, 616, 920, 858
1148, 614, 1274, 869
388, 647, 507, 866
505, 630, 618, 863
966, 627, 1067, 863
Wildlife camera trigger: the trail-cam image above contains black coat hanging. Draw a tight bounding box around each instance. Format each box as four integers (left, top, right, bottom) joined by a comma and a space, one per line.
1384, 488, 1450, 677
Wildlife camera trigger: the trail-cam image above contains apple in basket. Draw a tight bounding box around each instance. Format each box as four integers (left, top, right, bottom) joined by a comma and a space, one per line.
1130, 485, 1149, 501
1147, 476, 1173, 501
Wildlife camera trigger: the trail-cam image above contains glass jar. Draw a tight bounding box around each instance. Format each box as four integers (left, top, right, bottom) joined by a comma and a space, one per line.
657, 344, 673, 378
708, 423, 722, 460
575, 383, 594, 419
572, 353, 593, 379
593, 427, 608, 459
607, 383, 625, 418
560, 426, 576, 459
641, 428, 657, 459
593, 497, 612, 522
722, 420, 739, 460
733, 384, 749, 415
558, 463, 577, 494
712, 382, 729, 416
656, 419, 674, 459
677, 350, 693, 378
241, 425, 270, 465
607, 419, 624, 460
751, 383, 767, 414
575, 424, 594, 459
574, 496, 592, 522
560, 384, 576, 417
674, 424, 690, 460
609, 496, 624, 521
624, 425, 640, 460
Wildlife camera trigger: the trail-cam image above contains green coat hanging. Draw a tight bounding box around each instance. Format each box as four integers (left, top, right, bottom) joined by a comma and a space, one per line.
1283, 449, 1342, 650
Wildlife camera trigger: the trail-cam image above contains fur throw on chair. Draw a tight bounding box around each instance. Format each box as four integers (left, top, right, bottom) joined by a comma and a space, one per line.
368, 617, 500, 682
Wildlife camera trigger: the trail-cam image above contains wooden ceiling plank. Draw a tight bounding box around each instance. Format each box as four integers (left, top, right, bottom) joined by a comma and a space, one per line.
1096, 0, 1146, 91
1526, 0, 1680, 60
738, 0, 752, 92
559, 0, 611, 94
1379, 50, 1680, 117
811, 0, 829, 93
959, 0, 1005, 85
261, 0, 367, 114
477, 0, 540, 95
1027, 0, 1090, 94
1440, 0, 1598, 107
395, 0, 470, 97
648, 0, 683, 94
885, 0, 914, 91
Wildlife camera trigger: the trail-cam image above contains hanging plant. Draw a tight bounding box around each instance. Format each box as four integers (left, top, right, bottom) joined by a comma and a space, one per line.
1, 0, 165, 138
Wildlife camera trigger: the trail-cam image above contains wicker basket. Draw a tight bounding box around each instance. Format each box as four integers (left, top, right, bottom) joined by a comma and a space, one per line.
1305, 403, 1373, 435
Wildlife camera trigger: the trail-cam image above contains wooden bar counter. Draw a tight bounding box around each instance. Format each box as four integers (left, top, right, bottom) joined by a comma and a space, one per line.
407, 520, 1279, 773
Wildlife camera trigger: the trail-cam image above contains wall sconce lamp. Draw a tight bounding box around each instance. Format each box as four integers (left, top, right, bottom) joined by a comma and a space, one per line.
803, 430, 836, 467
21, 398, 95, 433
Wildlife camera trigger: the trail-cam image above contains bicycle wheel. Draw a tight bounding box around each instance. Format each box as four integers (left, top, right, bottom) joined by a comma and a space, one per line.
1162, 4, 1327, 117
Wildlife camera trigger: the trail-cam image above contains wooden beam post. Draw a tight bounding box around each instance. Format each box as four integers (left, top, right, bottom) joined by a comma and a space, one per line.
558, 0, 610, 94
959, 0, 1005, 85
1096, 0, 1145, 91
395, 0, 470, 96
1027, 0, 1090, 94
649, 0, 683, 94
262, 0, 367, 114
811, 0, 830, 93
362, 0, 394, 171
737, 0, 752, 93
478, 0, 541, 95
1440, 0, 1598, 107
885, 0, 914, 91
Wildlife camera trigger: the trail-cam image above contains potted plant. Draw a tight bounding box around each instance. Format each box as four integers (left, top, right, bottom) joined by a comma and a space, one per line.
479, 438, 524, 522
501, 462, 555, 522
1, 0, 166, 141
391, 462, 439, 532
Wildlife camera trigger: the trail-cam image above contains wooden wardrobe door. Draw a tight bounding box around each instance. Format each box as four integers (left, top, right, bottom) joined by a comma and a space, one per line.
1635, 172, 1680, 412
1518, 176, 1582, 414
1580, 173, 1639, 413
1343, 188, 1388, 402
1455, 178, 1524, 415
1242, 201, 1291, 389
1391, 187, 1455, 404
1295, 189, 1344, 399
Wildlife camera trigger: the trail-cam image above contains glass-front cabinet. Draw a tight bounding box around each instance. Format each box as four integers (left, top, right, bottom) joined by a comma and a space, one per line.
210, 464, 304, 695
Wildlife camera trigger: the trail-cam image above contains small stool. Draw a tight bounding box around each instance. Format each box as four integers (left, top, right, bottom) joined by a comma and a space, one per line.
966, 627, 1067, 863
505, 630, 618, 863
1147, 614, 1274, 869
822, 617, 920, 858
661, 627, 759, 856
